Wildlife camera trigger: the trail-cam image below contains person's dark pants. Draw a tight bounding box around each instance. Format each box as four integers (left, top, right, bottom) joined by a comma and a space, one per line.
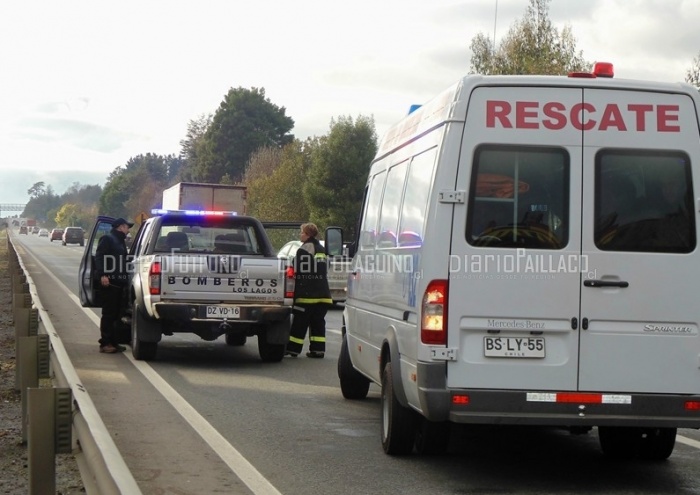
99, 285, 124, 347
287, 303, 328, 354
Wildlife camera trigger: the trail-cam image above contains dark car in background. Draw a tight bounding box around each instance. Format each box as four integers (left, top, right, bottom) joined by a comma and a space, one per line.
50, 228, 64, 241
62, 227, 84, 246
19, 226, 28, 235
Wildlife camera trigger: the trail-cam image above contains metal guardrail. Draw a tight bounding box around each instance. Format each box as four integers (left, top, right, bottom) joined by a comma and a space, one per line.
7, 233, 142, 494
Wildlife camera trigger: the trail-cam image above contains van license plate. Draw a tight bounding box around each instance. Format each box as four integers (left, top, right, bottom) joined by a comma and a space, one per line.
206, 306, 240, 319
484, 337, 545, 358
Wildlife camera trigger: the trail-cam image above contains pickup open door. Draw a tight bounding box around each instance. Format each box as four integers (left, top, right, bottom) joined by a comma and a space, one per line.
78, 216, 115, 307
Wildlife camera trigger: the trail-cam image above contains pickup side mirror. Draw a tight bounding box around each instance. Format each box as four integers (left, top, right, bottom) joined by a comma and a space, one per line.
324, 227, 343, 257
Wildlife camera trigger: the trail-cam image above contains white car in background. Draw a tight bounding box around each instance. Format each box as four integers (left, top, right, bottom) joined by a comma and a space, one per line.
277, 240, 349, 305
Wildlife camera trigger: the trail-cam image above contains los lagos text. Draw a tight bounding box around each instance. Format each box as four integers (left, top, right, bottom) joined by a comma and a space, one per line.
167, 277, 278, 288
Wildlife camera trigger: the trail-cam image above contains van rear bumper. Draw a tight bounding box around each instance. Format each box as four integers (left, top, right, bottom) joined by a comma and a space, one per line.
416, 362, 700, 428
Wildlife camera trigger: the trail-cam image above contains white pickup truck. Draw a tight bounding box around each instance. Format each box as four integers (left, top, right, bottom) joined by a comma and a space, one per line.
79, 211, 293, 362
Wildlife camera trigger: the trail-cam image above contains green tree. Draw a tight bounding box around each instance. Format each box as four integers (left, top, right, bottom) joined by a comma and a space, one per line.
246, 141, 311, 222
686, 51, 700, 88
22, 184, 61, 223
100, 153, 170, 218
177, 114, 212, 181
27, 182, 46, 199
190, 87, 294, 183
55, 203, 81, 227
470, 0, 591, 75
304, 116, 377, 240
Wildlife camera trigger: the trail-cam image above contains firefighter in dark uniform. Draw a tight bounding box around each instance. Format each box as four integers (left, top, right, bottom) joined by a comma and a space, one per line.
285, 223, 333, 358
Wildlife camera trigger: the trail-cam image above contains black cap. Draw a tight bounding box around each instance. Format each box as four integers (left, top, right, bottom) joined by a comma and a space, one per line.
112, 217, 134, 228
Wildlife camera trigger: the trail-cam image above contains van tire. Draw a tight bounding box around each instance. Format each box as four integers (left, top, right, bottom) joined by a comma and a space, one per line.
131, 304, 158, 361
338, 335, 370, 400
414, 417, 451, 455
381, 361, 417, 455
598, 426, 675, 460
638, 427, 676, 460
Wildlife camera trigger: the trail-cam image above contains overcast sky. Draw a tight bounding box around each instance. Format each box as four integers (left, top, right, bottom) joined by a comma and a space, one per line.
1, 0, 699, 209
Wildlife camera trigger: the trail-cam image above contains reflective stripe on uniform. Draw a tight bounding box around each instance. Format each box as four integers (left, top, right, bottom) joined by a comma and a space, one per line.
309, 336, 326, 343
289, 335, 305, 345
295, 297, 333, 304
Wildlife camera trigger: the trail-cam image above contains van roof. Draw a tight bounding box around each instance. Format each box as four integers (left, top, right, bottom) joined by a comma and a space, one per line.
376, 73, 700, 161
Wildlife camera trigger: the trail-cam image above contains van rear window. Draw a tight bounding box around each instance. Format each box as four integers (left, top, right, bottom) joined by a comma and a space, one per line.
595, 151, 695, 253
467, 146, 569, 250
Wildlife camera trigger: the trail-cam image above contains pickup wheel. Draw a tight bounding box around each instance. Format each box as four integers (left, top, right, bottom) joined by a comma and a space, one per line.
338, 334, 370, 399
381, 361, 417, 455
225, 333, 247, 346
258, 338, 285, 362
131, 304, 158, 361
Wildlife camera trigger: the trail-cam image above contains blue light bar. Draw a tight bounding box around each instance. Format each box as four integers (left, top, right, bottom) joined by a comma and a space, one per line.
150, 209, 238, 216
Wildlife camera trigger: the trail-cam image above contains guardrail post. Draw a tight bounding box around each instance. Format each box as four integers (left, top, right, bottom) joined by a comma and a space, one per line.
14, 307, 38, 390
27, 387, 73, 495
19, 336, 39, 444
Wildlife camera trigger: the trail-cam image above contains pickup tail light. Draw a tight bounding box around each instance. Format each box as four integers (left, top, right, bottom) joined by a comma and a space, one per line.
285, 266, 295, 298
421, 279, 448, 345
149, 261, 162, 295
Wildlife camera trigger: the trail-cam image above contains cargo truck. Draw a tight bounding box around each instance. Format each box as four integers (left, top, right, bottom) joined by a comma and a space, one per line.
162, 182, 247, 214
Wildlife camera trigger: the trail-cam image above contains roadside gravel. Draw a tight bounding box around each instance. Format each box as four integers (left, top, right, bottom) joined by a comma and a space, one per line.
0, 230, 85, 494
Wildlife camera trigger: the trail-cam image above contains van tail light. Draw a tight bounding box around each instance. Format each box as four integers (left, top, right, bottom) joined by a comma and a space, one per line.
285, 266, 295, 299
421, 279, 448, 345
149, 261, 162, 295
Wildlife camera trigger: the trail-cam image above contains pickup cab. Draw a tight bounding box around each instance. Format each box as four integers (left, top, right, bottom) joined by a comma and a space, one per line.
79, 211, 293, 362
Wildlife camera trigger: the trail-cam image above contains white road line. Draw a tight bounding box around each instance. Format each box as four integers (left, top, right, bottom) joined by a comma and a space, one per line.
31, 253, 283, 495
31, 248, 700, 475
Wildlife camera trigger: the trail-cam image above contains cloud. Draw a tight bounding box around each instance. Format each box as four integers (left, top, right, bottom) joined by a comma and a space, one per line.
0, 168, 109, 210
13, 115, 142, 153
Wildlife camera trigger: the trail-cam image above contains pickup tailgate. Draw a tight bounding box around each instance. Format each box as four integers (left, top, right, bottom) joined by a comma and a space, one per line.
159, 255, 286, 303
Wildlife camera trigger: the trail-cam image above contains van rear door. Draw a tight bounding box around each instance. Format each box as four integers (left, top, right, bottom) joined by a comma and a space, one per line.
447, 86, 584, 391
447, 84, 700, 395
578, 89, 700, 394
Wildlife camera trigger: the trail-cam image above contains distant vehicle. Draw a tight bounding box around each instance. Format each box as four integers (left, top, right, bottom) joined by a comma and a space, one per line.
50, 228, 64, 241
31, 226, 40, 234
62, 227, 84, 246
162, 181, 247, 214
38, 228, 49, 237
19, 226, 28, 235
277, 239, 350, 305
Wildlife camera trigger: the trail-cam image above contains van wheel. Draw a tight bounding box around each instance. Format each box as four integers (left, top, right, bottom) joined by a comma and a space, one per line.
598, 427, 640, 459
225, 333, 247, 346
599, 426, 676, 460
414, 417, 451, 455
639, 428, 676, 460
338, 335, 370, 400
131, 304, 157, 361
381, 361, 417, 455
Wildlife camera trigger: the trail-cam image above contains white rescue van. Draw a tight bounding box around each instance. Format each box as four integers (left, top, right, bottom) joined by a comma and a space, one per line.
333, 63, 700, 458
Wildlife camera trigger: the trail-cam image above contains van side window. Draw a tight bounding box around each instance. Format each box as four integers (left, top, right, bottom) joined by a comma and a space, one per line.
467, 146, 569, 249
595, 151, 695, 253
398, 147, 437, 247
359, 171, 387, 250
377, 161, 408, 248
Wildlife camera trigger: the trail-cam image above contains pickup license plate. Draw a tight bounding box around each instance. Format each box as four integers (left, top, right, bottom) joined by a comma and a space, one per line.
206, 306, 241, 319
484, 337, 545, 358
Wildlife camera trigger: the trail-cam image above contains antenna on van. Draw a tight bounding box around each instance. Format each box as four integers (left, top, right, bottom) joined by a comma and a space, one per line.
493, 0, 498, 52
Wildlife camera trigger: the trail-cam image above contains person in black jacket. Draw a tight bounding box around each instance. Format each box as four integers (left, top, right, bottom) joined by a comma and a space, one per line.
285, 223, 333, 358
95, 217, 133, 353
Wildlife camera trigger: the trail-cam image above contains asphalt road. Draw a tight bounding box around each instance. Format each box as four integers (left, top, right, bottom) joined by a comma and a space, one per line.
12, 232, 700, 495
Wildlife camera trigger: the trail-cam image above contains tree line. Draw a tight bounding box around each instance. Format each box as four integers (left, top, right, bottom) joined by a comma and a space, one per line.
20, 0, 700, 242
